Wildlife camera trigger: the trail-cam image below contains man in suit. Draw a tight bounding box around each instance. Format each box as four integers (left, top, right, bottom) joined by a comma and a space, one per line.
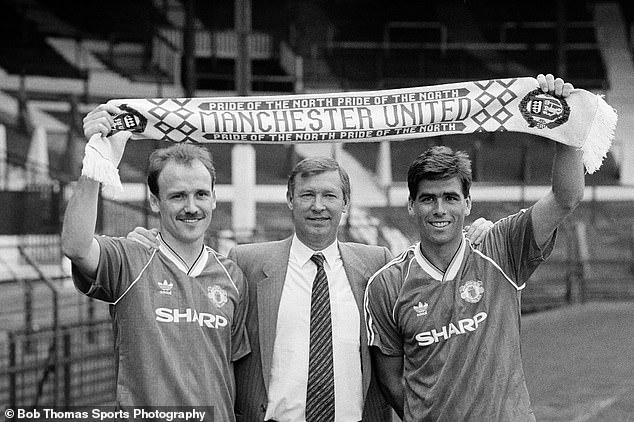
129, 156, 492, 421
229, 157, 392, 422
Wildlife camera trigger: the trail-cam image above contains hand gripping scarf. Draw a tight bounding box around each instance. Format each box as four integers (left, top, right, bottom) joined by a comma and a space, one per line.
89, 77, 617, 196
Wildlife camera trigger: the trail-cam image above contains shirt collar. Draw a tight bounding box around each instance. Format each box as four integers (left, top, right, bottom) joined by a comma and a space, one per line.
157, 232, 208, 277
290, 234, 339, 270
413, 234, 467, 282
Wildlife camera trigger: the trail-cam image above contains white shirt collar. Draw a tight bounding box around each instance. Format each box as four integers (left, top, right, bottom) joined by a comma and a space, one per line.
290, 234, 339, 270
414, 234, 467, 282
157, 233, 208, 277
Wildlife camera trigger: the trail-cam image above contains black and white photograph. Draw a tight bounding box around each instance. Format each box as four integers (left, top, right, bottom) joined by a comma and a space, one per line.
0, 1, 632, 421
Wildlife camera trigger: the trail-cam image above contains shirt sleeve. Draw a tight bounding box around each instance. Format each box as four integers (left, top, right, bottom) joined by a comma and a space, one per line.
364, 268, 403, 356
481, 206, 557, 287
228, 262, 251, 361
71, 236, 150, 303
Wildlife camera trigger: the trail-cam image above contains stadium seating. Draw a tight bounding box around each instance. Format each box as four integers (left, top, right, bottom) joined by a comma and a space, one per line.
0, 2, 83, 79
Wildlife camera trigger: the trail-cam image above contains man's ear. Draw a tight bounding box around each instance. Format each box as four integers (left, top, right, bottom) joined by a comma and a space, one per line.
149, 193, 160, 213
286, 191, 293, 210
407, 197, 415, 217
465, 195, 472, 217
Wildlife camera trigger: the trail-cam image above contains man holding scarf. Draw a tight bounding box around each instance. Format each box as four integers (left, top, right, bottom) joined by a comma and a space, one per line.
364, 74, 585, 421
61, 105, 249, 421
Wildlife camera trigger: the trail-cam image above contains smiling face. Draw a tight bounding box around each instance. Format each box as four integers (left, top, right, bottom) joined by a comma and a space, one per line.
149, 159, 216, 250
408, 176, 471, 253
287, 169, 349, 251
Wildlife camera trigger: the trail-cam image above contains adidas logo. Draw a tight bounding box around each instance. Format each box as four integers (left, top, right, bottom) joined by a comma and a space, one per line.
158, 280, 174, 295
414, 301, 428, 317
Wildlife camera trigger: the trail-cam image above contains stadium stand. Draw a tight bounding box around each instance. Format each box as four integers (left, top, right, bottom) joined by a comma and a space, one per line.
0, 1, 83, 79
323, 0, 607, 88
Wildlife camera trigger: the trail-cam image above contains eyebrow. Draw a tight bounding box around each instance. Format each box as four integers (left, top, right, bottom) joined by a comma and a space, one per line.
417, 191, 461, 198
166, 187, 211, 195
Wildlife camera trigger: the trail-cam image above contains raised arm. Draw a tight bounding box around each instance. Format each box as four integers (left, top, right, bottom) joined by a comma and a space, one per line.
531, 74, 585, 247
61, 104, 131, 277
61, 176, 102, 277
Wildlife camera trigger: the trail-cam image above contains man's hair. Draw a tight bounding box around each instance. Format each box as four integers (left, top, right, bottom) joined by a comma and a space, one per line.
407, 145, 472, 199
147, 143, 216, 196
287, 157, 351, 203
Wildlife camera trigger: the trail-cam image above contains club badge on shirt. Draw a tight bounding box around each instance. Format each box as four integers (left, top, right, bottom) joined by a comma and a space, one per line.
208, 285, 228, 307
459, 280, 484, 303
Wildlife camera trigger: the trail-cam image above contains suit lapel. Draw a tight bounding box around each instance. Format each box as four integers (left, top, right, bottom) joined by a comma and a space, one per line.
257, 237, 292, 393
339, 243, 375, 396
340, 243, 376, 316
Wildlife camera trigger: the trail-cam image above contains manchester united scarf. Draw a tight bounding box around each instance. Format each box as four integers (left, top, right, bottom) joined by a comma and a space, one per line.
92, 77, 617, 195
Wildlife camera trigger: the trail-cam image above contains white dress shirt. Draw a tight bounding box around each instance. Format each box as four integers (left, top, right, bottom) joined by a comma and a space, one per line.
264, 235, 363, 422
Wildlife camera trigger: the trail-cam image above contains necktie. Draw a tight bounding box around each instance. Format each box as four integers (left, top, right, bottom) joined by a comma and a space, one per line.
306, 253, 335, 422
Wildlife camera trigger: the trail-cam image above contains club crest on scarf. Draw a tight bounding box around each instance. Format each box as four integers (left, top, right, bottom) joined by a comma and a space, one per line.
107, 104, 148, 136
519, 89, 570, 129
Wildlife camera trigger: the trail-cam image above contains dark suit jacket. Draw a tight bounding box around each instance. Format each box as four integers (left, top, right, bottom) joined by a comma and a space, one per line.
228, 237, 393, 422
